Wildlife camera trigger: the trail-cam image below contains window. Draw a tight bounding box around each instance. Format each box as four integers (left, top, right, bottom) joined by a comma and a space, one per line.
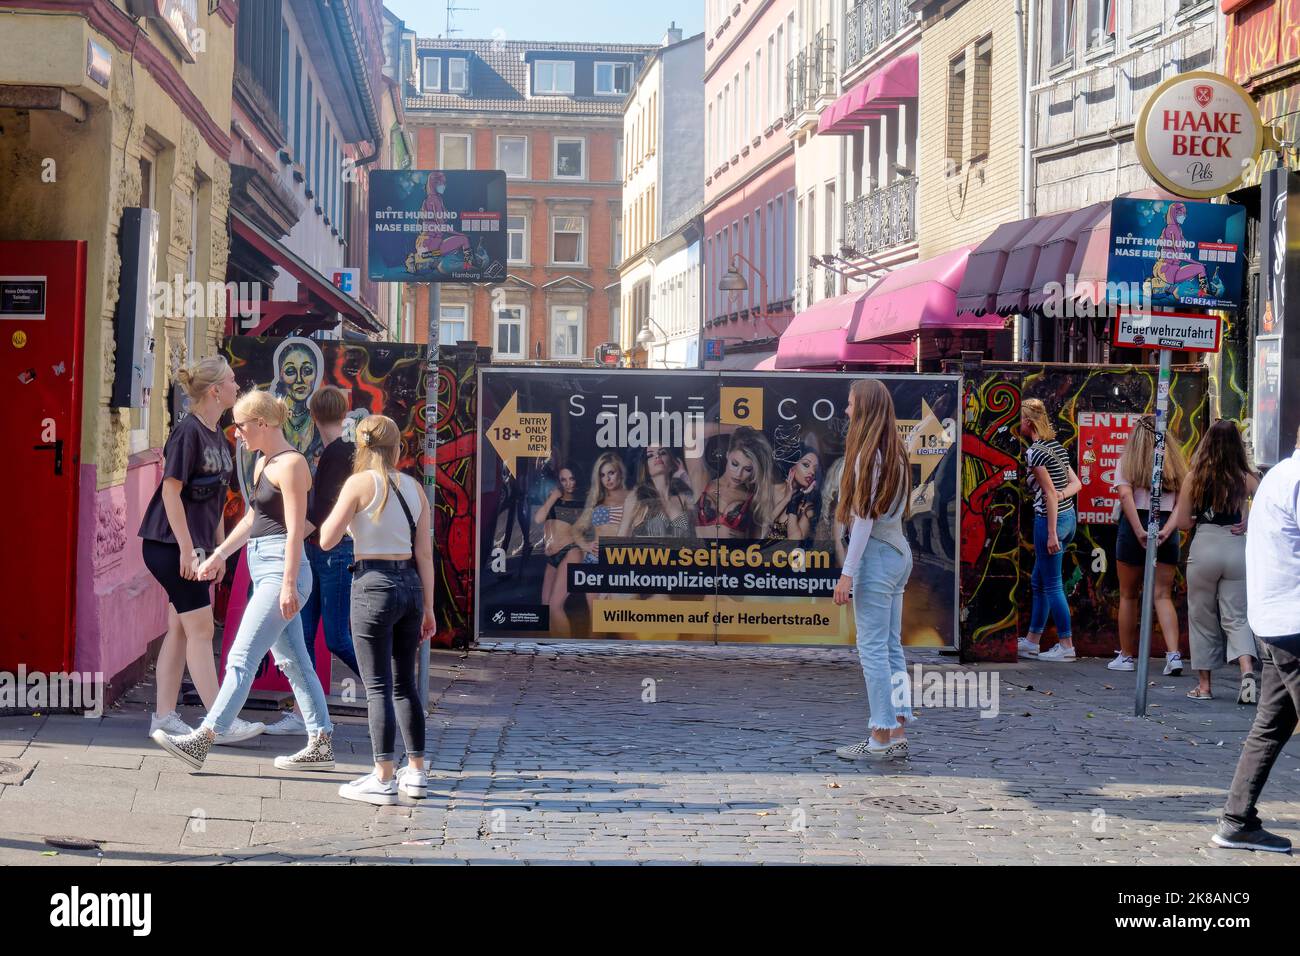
595, 61, 631, 95
439, 304, 468, 346
497, 135, 528, 178
1086, 0, 1115, 50
552, 216, 585, 264
305, 78, 313, 188
554, 137, 585, 179
495, 305, 526, 359
421, 56, 441, 92
131, 151, 157, 455
447, 56, 468, 92
508, 215, 528, 263
535, 59, 575, 95
1051, 0, 1077, 67
947, 53, 966, 170
706, 103, 714, 169
615, 138, 624, 180
775, 26, 784, 115
969, 38, 992, 160
743, 64, 750, 145
314, 103, 321, 200
293, 52, 302, 158
767, 36, 776, 124
441, 133, 472, 170
551, 306, 582, 359
754, 50, 762, 136
613, 215, 623, 266
278, 27, 289, 130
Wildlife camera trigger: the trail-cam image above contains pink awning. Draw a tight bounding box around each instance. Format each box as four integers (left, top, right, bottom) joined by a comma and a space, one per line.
775, 289, 913, 368
818, 53, 918, 135
753, 355, 778, 371
849, 246, 1007, 343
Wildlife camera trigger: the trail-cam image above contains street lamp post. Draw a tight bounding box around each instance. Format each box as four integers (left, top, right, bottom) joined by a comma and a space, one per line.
717, 253, 780, 337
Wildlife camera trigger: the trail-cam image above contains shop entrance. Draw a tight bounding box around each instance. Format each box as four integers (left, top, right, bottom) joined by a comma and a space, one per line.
0, 241, 86, 671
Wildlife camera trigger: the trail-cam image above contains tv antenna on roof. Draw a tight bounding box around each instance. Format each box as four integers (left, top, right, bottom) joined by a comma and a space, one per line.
447, 0, 477, 37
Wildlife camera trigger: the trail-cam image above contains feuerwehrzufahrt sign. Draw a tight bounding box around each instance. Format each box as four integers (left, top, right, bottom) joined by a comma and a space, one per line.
1113, 311, 1222, 353
1136, 71, 1265, 199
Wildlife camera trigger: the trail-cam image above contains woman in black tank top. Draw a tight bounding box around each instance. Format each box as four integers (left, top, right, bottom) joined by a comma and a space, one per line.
150, 390, 337, 777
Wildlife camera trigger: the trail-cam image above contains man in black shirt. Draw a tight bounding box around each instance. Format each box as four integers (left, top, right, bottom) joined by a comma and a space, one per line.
266, 386, 359, 736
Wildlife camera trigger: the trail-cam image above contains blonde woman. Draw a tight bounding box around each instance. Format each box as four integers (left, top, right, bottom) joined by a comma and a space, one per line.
1111, 415, 1189, 674
319, 415, 436, 805
685, 426, 775, 540
831, 379, 913, 761
137, 357, 264, 745
618, 446, 695, 539
1016, 399, 1083, 662
151, 390, 334, 773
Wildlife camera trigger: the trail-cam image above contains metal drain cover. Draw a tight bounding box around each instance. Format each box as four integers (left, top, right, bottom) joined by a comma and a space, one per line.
862, 795, 958, 815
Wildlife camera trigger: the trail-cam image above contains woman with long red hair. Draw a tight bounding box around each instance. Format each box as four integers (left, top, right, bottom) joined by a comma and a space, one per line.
831, 379, 913, 761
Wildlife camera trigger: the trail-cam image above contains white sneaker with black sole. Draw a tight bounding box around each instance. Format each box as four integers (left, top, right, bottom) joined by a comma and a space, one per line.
1163, 652, 1184, 676
396, 765, 428, 799
1037, 643, 1076, 662
149, 711, 192, 738
338, 771, 398, 806
1016, 638, 1040, 659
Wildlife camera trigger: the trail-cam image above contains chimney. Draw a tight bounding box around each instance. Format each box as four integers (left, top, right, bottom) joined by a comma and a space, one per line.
662, 21, 682, 46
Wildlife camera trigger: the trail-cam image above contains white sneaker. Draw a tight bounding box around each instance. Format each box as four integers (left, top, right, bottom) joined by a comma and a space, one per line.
1107, 652, 1136, 671
396, 765, 428, 799
213, 716, 266, 746
339, 771, 398, 806
1017, 638, 1040, 658
263, 710, 307, 736
1037, 643, 1077, 662
149, 711, 193, 738
1163, 653, 1184, 677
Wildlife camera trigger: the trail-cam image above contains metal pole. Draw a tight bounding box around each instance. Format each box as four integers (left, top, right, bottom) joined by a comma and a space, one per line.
1135, 347, 1171, 716
419, 282, 440, 720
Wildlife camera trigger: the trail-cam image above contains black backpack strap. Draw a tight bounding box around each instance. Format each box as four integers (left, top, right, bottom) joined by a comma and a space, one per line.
386, 473, 418, 550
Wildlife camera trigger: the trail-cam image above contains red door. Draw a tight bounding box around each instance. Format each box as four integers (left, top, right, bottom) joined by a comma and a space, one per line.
0, 242, 86, 671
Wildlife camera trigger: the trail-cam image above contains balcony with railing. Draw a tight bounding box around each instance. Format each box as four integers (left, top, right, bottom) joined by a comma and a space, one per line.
843, 176, 917, 258
842, 0, 917, 76
784, 31, 837, 131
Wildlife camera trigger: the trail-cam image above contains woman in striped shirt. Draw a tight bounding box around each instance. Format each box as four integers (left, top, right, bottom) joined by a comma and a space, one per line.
1017, 399, 1083, 662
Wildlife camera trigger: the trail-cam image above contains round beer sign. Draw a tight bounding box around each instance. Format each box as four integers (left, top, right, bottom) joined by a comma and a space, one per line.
1136, 71, 1264, 199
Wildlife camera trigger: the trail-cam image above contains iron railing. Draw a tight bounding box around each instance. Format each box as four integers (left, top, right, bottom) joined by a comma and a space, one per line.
843, 176, 917, 257
843, 0, 916, 72
784, 31, 837, 123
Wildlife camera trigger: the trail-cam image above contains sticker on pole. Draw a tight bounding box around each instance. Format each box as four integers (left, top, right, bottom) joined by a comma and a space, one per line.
1112, 311, 1222, 353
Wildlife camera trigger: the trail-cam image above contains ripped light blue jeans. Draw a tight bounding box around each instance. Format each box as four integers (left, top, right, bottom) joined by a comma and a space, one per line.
853, 537, 915, 732
202, 535, 334, 737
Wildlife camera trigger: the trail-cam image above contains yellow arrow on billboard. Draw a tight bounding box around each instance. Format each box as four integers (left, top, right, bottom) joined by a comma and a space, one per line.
486, 392, 552, 477
896, 399, 953, 485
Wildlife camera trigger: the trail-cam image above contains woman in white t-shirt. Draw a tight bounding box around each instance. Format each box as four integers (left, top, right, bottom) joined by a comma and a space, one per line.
1111, 415, 1189, 675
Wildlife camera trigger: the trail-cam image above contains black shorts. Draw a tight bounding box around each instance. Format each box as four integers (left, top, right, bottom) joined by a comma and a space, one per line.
141, 539, 213, 613
1116, 509, 1180, 566
547, 544, 578, 568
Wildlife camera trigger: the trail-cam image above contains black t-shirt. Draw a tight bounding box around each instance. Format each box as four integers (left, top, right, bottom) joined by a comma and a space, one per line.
138, 413, 234, 551
307, 437, 355, 527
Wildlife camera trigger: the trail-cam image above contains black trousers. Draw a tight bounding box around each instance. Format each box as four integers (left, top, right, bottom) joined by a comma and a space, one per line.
1222, 634, 1300, 830
350, 566, 426, 763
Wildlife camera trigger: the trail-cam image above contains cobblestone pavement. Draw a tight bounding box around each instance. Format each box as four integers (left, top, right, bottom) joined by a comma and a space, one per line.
2, 643, 1299, 865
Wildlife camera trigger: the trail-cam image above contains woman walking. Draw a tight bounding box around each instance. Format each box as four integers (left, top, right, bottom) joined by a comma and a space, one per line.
1016, 399, 1083, 662
151, 390, 334, 772
832, 379, 914, 761
318, 415, 436, 805
1164, 420, 1260, 702
1110, 415, 1189, 674
137, 357, 264, 745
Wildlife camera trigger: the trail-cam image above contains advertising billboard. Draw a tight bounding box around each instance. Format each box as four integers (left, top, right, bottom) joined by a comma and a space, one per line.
368, 169, 508, 283
1107, 197, 1245, 312
476, 369, 961, 647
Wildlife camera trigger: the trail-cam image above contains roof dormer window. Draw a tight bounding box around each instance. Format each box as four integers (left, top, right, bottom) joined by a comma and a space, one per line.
421, 56, 441, 92
595, 62, 632, 96
447, 56, 469, 93
535, 59, 575, 95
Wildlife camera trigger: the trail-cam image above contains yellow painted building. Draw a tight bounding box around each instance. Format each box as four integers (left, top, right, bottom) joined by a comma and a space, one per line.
0, 1, 235, 691
916, 0, 1023, 259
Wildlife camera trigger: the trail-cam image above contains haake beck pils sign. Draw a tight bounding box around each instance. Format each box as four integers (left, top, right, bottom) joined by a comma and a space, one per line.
1136, 71, 1265, 199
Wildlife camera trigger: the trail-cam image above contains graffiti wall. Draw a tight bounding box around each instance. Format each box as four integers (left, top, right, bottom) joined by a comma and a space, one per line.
216, 336, 429, 688
955, 359, 1210, 663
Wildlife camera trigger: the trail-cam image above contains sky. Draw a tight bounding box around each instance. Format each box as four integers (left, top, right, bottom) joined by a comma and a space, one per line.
384, 0, 701, 45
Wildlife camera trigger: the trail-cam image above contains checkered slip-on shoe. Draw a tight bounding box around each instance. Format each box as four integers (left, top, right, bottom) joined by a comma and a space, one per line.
835, 738, 908, 761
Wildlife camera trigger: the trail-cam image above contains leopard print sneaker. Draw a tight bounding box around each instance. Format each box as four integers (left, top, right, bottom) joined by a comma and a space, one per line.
273, 730, 335, 772
151, 726, 214, 771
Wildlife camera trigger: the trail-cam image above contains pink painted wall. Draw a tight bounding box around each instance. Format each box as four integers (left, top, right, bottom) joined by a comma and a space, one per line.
75, 458, 170, 682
